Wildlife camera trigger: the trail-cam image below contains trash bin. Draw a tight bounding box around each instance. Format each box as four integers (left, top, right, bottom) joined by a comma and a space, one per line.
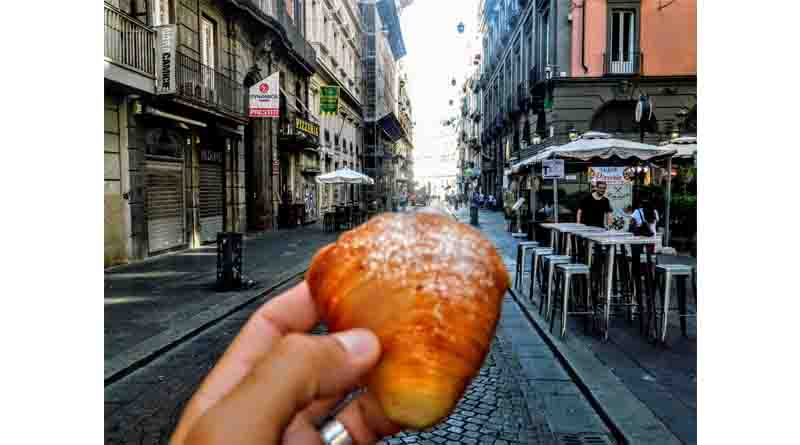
470, 206, 479, 226
216, 232, 243, 291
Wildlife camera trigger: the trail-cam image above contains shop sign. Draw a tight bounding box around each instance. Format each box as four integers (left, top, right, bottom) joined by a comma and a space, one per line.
589, 166, 628, 184
272, 159, 279, 175
320, 86, 340, 115
542, 159, 564, 179
155, 25, 177, 95
606, 182, 633, 225
200, 149, 223, 164
249, 72, 280, 117
294, 117, 320, 138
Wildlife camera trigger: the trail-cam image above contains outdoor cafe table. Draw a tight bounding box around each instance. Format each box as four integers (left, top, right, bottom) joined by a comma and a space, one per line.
555, 226, 609, 256
580, 234, 659, 341
539, 223, 587, 253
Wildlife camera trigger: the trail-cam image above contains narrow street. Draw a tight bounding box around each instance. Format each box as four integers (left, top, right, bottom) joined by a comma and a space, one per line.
104, 203, 616, 445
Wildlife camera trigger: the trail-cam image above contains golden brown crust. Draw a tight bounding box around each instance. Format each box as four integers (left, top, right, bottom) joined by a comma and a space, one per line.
306, 212, 509, 429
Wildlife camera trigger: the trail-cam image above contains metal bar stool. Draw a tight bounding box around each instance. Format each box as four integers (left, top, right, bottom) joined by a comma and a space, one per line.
528, 247, 554, 303
323, 212, 335, 233
513, 241, 539, 291
540, 255, 572, 320
550, 263, 593, 337
653, 264, 696, 343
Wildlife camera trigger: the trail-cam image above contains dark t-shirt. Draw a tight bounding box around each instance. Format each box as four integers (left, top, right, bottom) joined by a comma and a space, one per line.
579, 194, 613, 227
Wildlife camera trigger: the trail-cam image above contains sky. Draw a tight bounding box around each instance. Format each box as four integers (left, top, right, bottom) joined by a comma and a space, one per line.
398, 0, 481, 180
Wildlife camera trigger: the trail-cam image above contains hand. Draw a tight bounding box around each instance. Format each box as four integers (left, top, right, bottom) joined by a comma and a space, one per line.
171, 282, 401, 445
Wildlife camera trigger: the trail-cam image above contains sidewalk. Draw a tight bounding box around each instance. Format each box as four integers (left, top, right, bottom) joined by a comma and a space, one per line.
105, 224, 338, 378
457, 207, 697, 445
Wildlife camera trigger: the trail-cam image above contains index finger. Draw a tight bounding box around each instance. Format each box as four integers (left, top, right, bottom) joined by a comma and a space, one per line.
172, 280, 320, 443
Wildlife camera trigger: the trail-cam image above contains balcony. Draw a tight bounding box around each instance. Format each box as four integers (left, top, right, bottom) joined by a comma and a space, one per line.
300, 153, 321, 174
104, 3, 155, 93
604, 51, 643, 76
240, 0, 316, 73
176, 51, 244, 117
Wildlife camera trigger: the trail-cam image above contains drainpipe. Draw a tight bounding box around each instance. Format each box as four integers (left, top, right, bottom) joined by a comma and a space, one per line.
581, 1, 588, 73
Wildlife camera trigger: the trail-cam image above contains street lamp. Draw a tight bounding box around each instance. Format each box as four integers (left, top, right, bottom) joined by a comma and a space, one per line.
568, 126, 578, 141
670, 127, 680, 140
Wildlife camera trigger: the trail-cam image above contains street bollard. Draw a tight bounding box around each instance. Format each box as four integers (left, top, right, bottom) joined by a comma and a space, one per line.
470, 206, 479, 226
216, 232, 243, 291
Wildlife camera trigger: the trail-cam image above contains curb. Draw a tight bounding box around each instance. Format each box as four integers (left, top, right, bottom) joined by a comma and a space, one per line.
105, 263, 308, 384
507, 287, 683, 445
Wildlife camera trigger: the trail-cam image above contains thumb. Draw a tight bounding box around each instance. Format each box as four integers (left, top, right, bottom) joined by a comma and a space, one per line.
184, 329, 381, 445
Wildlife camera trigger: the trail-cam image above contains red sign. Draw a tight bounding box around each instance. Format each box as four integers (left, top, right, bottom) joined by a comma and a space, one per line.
259, 83, 269, 93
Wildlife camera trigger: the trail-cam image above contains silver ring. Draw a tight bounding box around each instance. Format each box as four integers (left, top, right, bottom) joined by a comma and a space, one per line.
319, 419, 352, 445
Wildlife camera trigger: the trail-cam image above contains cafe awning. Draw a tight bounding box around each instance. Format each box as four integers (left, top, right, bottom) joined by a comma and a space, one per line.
660, 136, 697, 159
315, 168, 375, 185
536, 132, 676, 163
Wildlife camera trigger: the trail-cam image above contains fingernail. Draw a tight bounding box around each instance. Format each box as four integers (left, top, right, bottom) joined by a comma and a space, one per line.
334, 329, 378, 357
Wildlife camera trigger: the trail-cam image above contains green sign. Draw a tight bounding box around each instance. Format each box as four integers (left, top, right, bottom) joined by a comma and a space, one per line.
320, 86, 340, 115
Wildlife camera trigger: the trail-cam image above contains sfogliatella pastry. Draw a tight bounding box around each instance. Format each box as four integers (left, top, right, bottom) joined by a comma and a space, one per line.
306, 212, 509, 429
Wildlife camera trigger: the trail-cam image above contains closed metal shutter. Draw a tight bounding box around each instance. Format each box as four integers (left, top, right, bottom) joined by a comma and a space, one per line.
199, 162, 224, 243
146, 160, 185, 253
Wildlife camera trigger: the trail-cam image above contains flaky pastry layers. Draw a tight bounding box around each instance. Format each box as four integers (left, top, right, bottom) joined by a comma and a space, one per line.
306, 212, 509, 429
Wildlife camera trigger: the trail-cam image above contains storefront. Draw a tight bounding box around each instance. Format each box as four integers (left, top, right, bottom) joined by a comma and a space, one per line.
198, 145, 225, 244
144, 126, 189, 254
277, 113, 320, 227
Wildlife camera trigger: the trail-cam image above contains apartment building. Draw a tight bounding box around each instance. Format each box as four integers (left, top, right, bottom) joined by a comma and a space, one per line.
104, 0, 318, 266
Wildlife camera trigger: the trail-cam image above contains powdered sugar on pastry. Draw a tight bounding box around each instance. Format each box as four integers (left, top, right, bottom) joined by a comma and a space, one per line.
337, 212, 506, 301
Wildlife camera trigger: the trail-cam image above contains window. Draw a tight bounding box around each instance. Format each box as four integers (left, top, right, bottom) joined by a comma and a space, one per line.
152, 0, 171, 25
200, 17, 216, 91
610, 10, 637, 73
543, 11, 550, 67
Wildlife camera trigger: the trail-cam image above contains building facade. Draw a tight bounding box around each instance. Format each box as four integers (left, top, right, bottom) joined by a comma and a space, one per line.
359, 0, 407, 212
104, 0, 318, 267
472, 0, 696, 209
305, 0, 365, 219
394, 63, 415, 204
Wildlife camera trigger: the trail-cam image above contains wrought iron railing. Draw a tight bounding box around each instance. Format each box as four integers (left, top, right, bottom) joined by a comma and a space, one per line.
176, 51, 244, 116
241, 0, 316, 69
104, 3, 155, 77
603, 51, 643, 75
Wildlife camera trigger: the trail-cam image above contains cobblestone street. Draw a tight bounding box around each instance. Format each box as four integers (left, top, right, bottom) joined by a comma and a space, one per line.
105, 281, 562, 445
105, 204, 616, 444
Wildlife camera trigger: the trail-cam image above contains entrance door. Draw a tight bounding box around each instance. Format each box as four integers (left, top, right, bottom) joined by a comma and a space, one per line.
146, 160, 185, 253
199, 158, 224, 243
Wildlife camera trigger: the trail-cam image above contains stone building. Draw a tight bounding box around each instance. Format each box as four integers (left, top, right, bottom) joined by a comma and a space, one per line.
305, 0, 365, 216
103, 0, 317, 267
475, 0, 697, 208
359, 0, 407, 212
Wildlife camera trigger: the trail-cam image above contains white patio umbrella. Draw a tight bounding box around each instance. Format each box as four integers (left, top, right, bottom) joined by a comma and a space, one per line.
660, 136, 697, 162
315, 167, 374, 209
532, 132, 678, 244
315, 167, 375, 185
537, 131, 677, 162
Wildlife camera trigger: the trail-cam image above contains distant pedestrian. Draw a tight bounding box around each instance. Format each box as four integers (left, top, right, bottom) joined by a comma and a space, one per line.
577, 181, 613, 228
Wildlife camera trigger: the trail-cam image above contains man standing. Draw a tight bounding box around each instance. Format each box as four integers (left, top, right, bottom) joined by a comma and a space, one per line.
577, 181, 613, 228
